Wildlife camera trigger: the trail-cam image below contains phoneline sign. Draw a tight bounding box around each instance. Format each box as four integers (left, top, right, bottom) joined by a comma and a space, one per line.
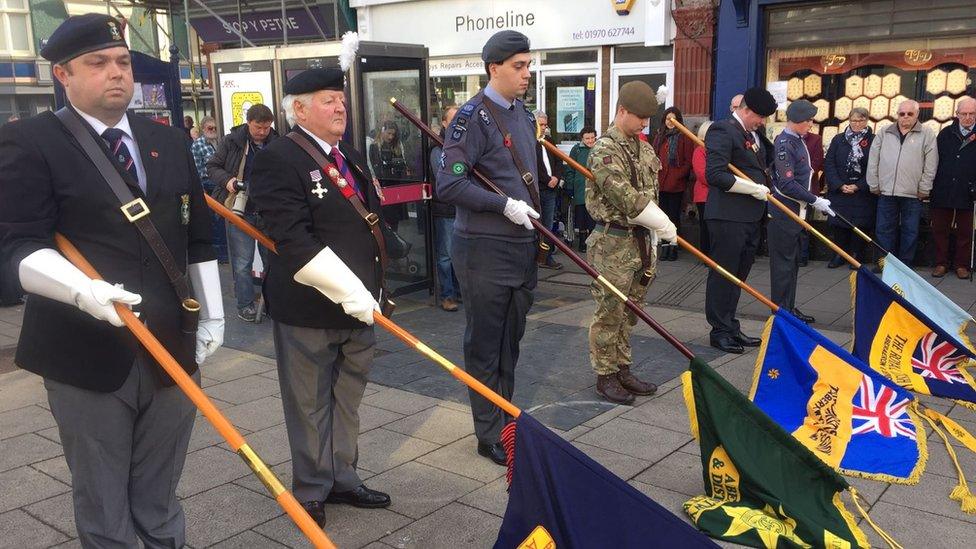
353, 0, 670, 57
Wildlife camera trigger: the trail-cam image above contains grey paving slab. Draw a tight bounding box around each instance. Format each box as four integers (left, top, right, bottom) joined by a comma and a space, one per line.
208, 530, 289, 548
0, 370, 47, 414
620, 386, 693, 433
199, 354, 275, 383
382, 405, 477, 446
359, 403, 406, 433
0, 465, 70, 513
415, 435, 506, 484
255, 506, 411, 549
0, 509, 69, 549
880, 470, 976, 524
187, 416, 235, 453
632, 450, 703, 496
203, 375, 281, 405
221, 395, 285, 432
456, 477, 509, 518
182, 483, 283, 547
367, 462, 482, 520
0, 432, 61, 473
362, 387, 444, 416
863, 500, 974, 549
381, 502, 501, 549
239, 423, 292, 466
0, 404, 56, 440
177, 446, 251, 499
356, 428, 439, 474
24, 492, 76, 538
574, 417, 692, 463
31, 455, 72, 486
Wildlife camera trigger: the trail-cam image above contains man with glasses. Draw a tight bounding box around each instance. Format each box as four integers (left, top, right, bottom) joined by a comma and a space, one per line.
769, 100, 835, 323
930, 96, 976, 279
191, 116, 228, 262
867, 99, 938, 271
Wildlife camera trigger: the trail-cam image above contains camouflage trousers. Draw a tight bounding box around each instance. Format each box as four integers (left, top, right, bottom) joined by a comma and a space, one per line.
587, 230, 656, 375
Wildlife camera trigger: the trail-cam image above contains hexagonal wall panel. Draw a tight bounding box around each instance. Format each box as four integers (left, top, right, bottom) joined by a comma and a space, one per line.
838, 120, 849, 133
822, 126, 838, 146
787, 78, 804, 101
803, 74, 822, 97
864, 75, 882, 98
933, 95, 955, 122
889, 95, 908, 118
882, 74, 901, 98
853, 96, 870, 113
926, 69, 947, 95
876, 119, 893, 134
870, 96, 889, 120
923, 119, 942, 135
947, 69, 968, 95
834, 96, 853, 120
813, 99, 830, 122
845, 75, 863, 99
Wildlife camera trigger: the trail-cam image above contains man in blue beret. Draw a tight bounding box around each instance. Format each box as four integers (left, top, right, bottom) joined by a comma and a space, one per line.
769, 99, 835, 323
0, 13, 223, 546
436, 29, 540, 465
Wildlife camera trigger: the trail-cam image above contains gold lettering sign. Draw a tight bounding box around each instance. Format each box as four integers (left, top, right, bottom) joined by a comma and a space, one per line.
904, 49, 933, 66
708, 445, 741, 502
517, 525, 555, 549
820, 54, 847, 70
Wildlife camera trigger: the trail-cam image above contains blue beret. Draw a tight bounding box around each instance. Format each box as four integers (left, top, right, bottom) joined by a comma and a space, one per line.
786, 99, 818, 123
284, 68, 344, 95
481, 30, 530, 64
40, 14, 127, 65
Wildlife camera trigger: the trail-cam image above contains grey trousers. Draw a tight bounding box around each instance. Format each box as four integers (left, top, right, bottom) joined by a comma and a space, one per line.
45, 356, 197, 549
452, 235, 536, 444
273, 321, 374, 503
768, 216, 803, 310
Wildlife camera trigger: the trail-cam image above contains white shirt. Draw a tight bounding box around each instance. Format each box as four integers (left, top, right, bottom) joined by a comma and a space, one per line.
75, 109, 147, 190
298, 124, 338, 157
732, 111, 761, 147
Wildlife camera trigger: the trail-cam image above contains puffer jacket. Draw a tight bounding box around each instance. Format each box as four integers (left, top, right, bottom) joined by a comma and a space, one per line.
866, 122, 938, 198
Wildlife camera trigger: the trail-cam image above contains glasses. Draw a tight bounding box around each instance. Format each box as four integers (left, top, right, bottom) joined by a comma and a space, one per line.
897, 112, 917, 117
204, 126, 216, 131
850, 118, 867, 123
957, 112, 976, 117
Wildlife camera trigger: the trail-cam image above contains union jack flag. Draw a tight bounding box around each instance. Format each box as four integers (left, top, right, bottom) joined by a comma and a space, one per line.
911, 333, 968, 384
851, 375, 916, 440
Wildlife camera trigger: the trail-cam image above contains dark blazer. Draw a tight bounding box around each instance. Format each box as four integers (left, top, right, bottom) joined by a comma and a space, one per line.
931, 120, 976, 210
824, 131, 877, 228
0, 109, 214, 392
703, 118, 773, 223
249, 127, 384, 329
207, 123, 277, 209
537, 135, 563, 184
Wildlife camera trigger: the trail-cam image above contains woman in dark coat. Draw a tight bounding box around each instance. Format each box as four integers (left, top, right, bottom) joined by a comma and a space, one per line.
823, 107, 876, 268
652, 106, 694, 261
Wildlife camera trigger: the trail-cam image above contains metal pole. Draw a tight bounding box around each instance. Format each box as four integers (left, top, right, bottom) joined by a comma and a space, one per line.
281, 0, 288, 45
106, 1, 157, 55
299, 0, 328, 41
189, 0, 255, 48
236, 0, 245, 48
183, 0, 199, 117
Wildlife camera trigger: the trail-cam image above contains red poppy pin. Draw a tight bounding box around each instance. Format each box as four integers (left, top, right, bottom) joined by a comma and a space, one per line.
859, 139, 868, 147
744, 139, 753, 149
150, 150, 159, 158
503, 133, 512, 148
969, 134, 975, 143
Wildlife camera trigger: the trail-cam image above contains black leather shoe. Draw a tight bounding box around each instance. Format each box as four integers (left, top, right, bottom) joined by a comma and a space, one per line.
710, 336, 744, 354
733, 332, 761, 347
791, 309, 815, 324
301, 500, 326, 527
477, 441, 508, 466
326, 484, 391, 508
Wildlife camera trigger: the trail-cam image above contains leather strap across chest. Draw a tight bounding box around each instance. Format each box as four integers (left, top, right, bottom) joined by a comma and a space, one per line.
480, 98, 542, 211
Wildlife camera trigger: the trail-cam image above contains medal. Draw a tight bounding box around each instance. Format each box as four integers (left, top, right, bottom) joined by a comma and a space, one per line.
179, 194, 190, 225
310, 170, 327, 199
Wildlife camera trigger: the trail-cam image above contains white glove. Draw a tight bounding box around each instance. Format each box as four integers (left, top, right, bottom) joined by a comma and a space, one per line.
503, 198, 540, 230
728, 176, 769, 201
811, 197, 835, 217
189, 260, 225, 364
294, 247, 378, 325
18, 248, 141, 327
628, 201, 678, 244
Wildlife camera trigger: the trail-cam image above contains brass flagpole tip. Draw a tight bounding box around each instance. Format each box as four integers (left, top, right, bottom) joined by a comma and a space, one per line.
389, 97, 397, 104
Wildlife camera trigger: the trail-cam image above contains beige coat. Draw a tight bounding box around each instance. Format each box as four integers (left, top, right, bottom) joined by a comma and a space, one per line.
866, 122, 938, 198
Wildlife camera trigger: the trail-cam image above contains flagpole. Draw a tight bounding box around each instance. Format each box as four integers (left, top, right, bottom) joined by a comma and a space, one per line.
389, 97, 696, 360
53, 234, 335, 549
667, 117, 861, 269
538, 139, 779, 313
205, 194, 277, 253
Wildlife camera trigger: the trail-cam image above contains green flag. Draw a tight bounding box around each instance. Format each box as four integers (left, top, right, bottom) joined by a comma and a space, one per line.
681, 357, 870, 549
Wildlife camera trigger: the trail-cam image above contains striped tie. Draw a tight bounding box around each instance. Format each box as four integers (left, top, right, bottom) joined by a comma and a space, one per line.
102, 128, 143, 192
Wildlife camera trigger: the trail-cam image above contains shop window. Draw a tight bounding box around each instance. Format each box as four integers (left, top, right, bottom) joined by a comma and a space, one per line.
541, 49, 598, 65
430, 72, 538, 128
0, 0, 32, 56
613, 45, 673, 64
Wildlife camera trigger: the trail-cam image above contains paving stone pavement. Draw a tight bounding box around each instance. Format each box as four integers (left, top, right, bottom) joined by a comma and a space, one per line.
1, 255, 975, 548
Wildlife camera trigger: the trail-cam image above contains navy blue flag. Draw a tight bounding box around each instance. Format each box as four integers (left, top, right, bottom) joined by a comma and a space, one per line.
494, 412, 718, 548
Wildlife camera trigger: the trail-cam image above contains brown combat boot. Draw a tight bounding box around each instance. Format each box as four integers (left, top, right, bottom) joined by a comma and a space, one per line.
617, 365, 658, 396
596, 374, 635, 405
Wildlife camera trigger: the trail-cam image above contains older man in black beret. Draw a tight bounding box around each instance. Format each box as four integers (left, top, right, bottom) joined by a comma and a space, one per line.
703, 86, 777, 353
249, 67, 391, 527
0, 13, 223, 546
436, 29, 541, 465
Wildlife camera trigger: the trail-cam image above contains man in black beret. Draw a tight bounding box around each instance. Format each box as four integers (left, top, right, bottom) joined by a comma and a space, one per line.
0, 13, 223, 546
249, 67, 391, 527
703, 86, 776, 353
436, 29, 540, 465
769, 100, 835, 323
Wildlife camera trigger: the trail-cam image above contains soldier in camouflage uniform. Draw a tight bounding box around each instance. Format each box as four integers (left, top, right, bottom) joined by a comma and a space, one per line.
586, 81, 677, 405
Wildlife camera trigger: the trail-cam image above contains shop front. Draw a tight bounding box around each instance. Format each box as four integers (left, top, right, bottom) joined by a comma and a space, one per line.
353, 0, 674, 148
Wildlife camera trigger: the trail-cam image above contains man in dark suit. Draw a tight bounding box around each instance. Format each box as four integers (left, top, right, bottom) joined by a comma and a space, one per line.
249, 68, 391, 527
0, 14, 223, 546
535, 110, 564, 269
703, 87, 777, 353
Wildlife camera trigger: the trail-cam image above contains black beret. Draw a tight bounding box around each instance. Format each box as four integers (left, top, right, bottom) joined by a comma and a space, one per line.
284, 68, 344, 95
742, 87, 778, 117
40, 14, 127, 65
481, 30, 530, 64
786, 99, 818, 123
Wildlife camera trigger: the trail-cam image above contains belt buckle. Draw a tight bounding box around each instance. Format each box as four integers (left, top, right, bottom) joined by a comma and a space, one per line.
522, 173, 535, 186
365, 212, 380, 226
120, 198, 150, 222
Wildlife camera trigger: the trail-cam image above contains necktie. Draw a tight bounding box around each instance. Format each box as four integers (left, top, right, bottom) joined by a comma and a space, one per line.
102, 128, 143, 192
331, 148, 364, 200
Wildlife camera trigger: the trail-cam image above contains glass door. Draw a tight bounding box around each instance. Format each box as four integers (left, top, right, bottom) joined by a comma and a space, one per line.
541, 70, 598, 150
609, 64, 673, 137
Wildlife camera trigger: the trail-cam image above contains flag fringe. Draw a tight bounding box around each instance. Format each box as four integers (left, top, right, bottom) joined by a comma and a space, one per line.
920, 410, 976, 515
835, 400, 928, 485
680, 371, 699, 441
501, 420, 518, 487
847, 269, 859, 354
849, 488, 903, 549
746, 315, 776, 400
